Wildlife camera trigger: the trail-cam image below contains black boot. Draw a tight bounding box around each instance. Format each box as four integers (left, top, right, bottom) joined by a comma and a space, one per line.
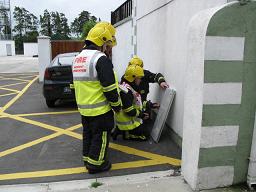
86, 160, 112, 174
111, 127, 122, 140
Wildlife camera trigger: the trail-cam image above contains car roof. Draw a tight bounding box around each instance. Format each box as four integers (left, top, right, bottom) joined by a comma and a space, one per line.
56, 52, 80, 58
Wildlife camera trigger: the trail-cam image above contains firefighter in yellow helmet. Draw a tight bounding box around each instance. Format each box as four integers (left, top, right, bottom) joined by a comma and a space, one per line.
72, 26, 121, 174
128, 56, 169, 102
95, 21, 117, 60
113, 65, 159, 141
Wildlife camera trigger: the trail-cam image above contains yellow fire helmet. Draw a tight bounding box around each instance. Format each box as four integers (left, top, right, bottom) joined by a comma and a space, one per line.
124, 64, 144, 82
86, 26, 112, 47
95, 21, 117, 46
128, 55, 143, 68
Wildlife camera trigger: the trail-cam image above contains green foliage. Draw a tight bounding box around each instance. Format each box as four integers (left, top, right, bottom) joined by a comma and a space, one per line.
40, 9, 52, 36
81, 20, 97, 40
40, 10, 70, 40
90, 179, 103, 188
71, 11, 98, 38
13, 6, 38, 36
13, 6, 39, 54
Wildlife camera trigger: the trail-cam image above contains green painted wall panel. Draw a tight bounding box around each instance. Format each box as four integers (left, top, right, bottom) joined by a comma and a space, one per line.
199, 147, 236, 168
202, 105, 241, 127
204, 61, 243, 83
233, 61, 256, 183
207, 4, 246, 37
202, 2, 256, 184
244, 32, 256, 62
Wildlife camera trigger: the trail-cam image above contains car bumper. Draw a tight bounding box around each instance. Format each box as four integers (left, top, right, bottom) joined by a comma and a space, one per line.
43, 80, 75, 101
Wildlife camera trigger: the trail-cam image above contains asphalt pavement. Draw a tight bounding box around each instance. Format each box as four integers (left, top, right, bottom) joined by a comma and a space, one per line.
0, 72, 181, 186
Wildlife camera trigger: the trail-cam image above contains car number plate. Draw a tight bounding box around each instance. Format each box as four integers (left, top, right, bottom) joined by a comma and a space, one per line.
64, 87, 71, 93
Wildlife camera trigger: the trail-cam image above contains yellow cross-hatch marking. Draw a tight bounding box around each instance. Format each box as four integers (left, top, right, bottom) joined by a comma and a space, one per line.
0, 92, 17, 98
0, 77, 30, 82
0, 75, 38, 113
0, 110, 79, 119
0, 87, 20, 93
0, 74, 181, 181
0, 124, 82, 158
2, 112, 82, 140
14, 75, 38, 80
0, 82, 27, 89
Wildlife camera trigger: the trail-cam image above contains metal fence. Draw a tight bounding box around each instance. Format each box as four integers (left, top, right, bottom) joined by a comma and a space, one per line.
111, 0, 132, 25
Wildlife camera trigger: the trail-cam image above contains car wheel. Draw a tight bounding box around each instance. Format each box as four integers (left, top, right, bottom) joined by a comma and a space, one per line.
46, 99, 56, 108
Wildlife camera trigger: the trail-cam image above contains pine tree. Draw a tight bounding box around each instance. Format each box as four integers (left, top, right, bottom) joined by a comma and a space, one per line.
60, 13, 70, 39
71, 11, 97, 38
71, 18, 80, 38
13, 6, 39, 53
40, 9, 52, 36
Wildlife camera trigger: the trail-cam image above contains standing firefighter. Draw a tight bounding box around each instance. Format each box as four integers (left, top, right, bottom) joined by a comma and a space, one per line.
95, 21, 117, 59
129, 56, 169, 101
72, 26, 121, 174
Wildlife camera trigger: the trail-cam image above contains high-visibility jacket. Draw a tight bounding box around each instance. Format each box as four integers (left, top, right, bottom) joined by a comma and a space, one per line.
115, 82, 143, 131
72, 49, 118, 116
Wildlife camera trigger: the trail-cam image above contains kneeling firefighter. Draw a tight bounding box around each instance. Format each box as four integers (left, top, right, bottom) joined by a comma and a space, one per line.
72, 26, 121, 174
113, 65, 159, 141
129, 56, 169, 102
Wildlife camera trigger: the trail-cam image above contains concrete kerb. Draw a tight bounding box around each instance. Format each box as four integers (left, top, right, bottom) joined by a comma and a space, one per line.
0, 170, 192, 192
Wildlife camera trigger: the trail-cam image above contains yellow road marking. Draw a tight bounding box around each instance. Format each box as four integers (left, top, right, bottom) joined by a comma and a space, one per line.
0, 77, 30, 82
109, 143, 181, 166
0, 110, 79, 119
1, 113, 180, 166
0, 124, 82, 158
0, 73, 181, 182
0, 73, 38, 76
14, 75, 38, 80
0, 93, 17, 98
0, 76, 38, 113
0, 82, 27, 89
17, 111, 79, 117
0, 114, 181, 167
3, 113, 82, 140
0, 160, 166, 181
0, 87, 20, 93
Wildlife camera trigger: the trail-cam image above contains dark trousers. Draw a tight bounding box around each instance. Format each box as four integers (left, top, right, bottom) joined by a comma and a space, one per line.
82, 110, 114, 169
129, 123, 149, 137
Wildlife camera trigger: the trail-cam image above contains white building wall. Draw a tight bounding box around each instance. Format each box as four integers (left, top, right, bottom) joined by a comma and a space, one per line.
24, 43, 38, 57
136, 0, 227, 138
112, 19, 133, 81
0, 40, 15, 56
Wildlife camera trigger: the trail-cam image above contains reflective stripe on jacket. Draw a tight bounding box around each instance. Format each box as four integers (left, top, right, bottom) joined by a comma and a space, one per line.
115, 82, 143, 130
72, 50, 111, 116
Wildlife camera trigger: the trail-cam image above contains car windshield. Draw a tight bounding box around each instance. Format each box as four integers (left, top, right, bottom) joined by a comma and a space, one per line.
52, 55, 76, 66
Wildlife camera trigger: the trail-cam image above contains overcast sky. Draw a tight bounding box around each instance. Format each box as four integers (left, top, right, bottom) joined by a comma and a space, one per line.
10, 0, 127, 24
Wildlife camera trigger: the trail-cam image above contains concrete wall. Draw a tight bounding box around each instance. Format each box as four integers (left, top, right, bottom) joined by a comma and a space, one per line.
113, 0, 228, 139
182, 1, 256, 190
24, 43, 38, 57
112, 19, 133, 81
0, 40, 15, 56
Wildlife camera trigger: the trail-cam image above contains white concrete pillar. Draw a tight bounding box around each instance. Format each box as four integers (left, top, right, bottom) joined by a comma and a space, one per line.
247, 112, 256, 188
37, 36, 51, 82
182, 2, 238, 190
